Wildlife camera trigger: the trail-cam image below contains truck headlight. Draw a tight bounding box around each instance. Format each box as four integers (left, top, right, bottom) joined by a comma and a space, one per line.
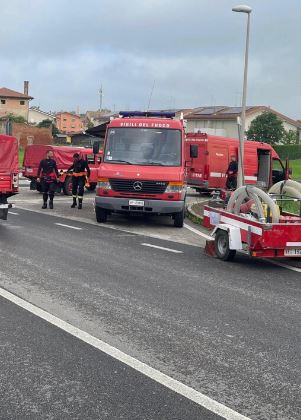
97, 178, 111, 189
165, 182, 185, 193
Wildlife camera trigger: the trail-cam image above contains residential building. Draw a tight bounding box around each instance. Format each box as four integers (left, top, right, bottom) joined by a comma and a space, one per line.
29, 106, 56, 125
0, 81, 33, 121
184, 106, 301, 142
56, 112, 83, 134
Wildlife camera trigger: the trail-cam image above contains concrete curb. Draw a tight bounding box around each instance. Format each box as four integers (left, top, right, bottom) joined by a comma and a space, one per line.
186, 202, 205, 226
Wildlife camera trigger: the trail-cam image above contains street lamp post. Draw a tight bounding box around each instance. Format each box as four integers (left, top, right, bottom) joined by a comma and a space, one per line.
232, 4, 252, 188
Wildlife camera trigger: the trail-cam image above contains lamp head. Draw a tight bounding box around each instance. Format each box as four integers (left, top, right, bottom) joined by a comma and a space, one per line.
232, 4, 252, 13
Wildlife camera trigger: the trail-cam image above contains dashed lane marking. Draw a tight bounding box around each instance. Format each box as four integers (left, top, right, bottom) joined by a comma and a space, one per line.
0, 286, 250, 420
55, 222, 82, 230
8, 211, 19, 215
141, 243, 183, 253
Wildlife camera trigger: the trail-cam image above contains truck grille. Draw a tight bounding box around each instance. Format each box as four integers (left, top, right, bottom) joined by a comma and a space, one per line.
109, 179, 167, 194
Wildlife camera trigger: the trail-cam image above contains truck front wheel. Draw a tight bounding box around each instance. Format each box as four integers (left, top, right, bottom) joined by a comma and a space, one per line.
96, 207, 107, 223
215, 230, 236, 261
174, 207, 185, 228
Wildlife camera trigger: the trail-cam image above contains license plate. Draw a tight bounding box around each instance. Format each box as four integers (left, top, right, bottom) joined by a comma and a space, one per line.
26, 168, 33, 173
284, 248, 301, 256
129, 200, 144, 207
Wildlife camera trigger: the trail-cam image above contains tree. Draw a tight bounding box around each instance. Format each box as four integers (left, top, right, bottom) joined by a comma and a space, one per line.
37, 119, 60, 136
0, 113, 27, 124
246, 112, 285, 145
282, 129, 299, 145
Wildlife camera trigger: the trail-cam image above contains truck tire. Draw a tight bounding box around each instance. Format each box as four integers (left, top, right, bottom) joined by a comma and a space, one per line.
86, 183, 96, 192
63, 176, 72, 196
215, 230, 236, 261
174, 207, 185, 228
0, 208, 8, 220
96, 207, 107, 223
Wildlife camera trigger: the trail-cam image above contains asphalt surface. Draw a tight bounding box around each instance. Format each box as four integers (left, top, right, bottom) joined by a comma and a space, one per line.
1, 297, 221, 420
0, 200, 301, 419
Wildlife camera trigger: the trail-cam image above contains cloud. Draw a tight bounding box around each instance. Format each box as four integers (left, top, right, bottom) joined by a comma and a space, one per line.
0, 0, 300, 119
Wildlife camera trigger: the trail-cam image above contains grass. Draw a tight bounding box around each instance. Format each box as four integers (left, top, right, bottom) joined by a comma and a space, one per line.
19, 147, 24, 166
290, 159, 301, 181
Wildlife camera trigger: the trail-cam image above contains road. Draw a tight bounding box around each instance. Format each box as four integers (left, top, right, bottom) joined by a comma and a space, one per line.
0, 186, 300, 419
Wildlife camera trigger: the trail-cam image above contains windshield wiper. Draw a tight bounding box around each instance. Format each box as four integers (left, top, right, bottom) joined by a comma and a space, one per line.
107, 159, 133, 164
136, 161, 165, 166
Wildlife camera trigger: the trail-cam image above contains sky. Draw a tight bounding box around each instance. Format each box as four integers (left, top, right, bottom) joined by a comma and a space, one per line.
1, 0, 300, 119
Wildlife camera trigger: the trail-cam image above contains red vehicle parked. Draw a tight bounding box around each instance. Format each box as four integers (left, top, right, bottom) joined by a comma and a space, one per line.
93, 111, 191, 227
23, 144, 102, 195
0, 134, 19, 220
185, 132, 287, 192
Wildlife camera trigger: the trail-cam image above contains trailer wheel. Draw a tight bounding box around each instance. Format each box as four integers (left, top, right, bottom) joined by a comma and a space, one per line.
174, 207, 184, 228
63, 176, 72, 196
215, 230, 236, 261
95, 207, 107, 223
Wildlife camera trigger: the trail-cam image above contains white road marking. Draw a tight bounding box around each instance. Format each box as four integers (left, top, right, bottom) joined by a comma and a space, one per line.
141, 243, 183, 253
0, 286, 250, 420
55, 223, 82, 230
8, 211, 19, 215
184, 223, 212, 240
263, 259, 301, 273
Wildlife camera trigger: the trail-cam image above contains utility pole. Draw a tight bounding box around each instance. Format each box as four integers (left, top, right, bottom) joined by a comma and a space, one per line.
99, 85, 103, 111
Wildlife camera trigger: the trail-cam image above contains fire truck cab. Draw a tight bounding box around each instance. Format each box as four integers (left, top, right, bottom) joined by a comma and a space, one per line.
94, 111, 188, 227
185, 132, 286, 192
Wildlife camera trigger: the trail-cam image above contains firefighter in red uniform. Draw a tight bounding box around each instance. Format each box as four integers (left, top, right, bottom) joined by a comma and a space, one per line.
67, 153, 91, 209
37, 150, 59, 209
226, 155, 238, 190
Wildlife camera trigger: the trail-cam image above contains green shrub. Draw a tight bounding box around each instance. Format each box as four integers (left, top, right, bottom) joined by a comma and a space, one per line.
274, 145, 301, 160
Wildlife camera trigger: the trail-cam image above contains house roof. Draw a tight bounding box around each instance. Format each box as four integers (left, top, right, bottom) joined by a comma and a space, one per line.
0, 87, 33, 100
29, 106, 55, 118
56, 112, 81, 118
185, 106, 301, 128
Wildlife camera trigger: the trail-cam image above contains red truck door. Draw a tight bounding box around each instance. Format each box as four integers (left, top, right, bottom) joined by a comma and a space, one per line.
208, 145, 229, 188
188, 143, 206, 183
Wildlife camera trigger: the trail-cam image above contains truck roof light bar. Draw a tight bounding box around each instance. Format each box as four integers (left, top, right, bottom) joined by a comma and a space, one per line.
119, 111, 176, 119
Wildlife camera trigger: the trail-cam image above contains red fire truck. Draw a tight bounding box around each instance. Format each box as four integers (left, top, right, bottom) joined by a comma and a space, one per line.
0, 135, 19, 220
93, 111, 191, 227
185, 132, 286, 192
23, 144, 102, 194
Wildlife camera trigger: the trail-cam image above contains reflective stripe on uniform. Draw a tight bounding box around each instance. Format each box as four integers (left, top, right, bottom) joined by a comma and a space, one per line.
72, 172, 86, 177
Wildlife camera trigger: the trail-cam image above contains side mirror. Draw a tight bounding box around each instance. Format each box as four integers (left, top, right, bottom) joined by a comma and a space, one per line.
92, 140, 100, 154
190, 144, 198, 158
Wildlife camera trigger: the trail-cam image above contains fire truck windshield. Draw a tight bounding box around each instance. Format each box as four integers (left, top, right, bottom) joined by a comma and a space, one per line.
104, 128, 181, 166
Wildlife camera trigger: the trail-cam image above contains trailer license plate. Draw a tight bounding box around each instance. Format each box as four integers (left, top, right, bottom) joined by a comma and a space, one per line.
129, 200, 144, 207
284, 248, 301, 256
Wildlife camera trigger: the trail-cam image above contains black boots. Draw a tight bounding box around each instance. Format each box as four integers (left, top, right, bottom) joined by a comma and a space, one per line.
42, 193, 48, 209
71, 197, 77, 208
49, 199, 54, 209
78, 199, 83, 209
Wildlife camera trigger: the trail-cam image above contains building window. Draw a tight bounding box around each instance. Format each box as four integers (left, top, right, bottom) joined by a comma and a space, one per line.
71, 119, 75, 122
20, 100, 25, 105
71, 125, 75, 128
63, 118, 67, 121
63, 126, 67, 129
1, 99, 6, 104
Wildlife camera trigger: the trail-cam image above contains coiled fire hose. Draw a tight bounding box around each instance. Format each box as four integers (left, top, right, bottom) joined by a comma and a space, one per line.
226, 186, 280, 223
